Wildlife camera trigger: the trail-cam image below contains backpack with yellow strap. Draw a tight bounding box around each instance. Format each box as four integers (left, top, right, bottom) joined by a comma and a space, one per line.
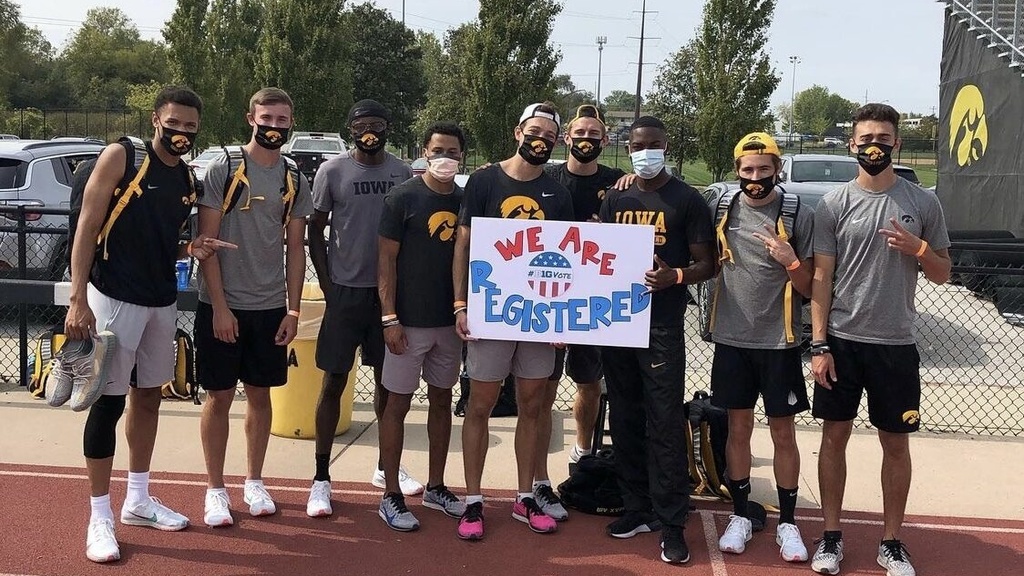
696, 187, 801, 343
219, 147, 301, 225
27, 325, 67, 399
161, 328, 200, 404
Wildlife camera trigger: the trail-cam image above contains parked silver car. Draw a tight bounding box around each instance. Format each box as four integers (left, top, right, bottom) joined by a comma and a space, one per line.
0, 139, 105, 279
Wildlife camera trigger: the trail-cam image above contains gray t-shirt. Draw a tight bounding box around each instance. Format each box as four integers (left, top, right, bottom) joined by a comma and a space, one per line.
312, 152, 412, 288
197, 151, 314, 310
813, 178, 951, 344
712, 194, 815, 349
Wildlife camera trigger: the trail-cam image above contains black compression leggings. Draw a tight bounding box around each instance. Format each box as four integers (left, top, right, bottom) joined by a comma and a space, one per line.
83, 394, 126, 459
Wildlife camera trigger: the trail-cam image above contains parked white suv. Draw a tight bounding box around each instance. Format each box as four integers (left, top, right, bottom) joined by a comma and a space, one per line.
0, 138, 105, 279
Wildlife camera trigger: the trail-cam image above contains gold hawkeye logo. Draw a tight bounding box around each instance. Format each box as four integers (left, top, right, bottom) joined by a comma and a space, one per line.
427, 211, 457, 242
902, 410, 920, 425
863, 145, 885, 162
500, 196, 545, 220
949, 84, 988, 167
265, 130, 282, 143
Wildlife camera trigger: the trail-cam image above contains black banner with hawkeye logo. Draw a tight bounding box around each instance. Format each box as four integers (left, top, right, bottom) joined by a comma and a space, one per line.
937, 8, 1024, 236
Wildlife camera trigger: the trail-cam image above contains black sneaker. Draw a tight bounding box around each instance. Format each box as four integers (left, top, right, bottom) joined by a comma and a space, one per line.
606, 511, 662, 539
660, 525, 690, 564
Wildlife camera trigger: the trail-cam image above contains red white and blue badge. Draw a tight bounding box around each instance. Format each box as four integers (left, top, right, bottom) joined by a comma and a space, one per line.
527, 251, 574, 297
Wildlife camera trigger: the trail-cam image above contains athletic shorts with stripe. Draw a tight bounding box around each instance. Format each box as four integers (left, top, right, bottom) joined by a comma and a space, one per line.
710, 343, 810, 418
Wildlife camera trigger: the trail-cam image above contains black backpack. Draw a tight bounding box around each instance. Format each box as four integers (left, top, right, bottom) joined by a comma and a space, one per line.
557, 449, 624, 516
219, 146, 302, 226
67, 137, 199, 268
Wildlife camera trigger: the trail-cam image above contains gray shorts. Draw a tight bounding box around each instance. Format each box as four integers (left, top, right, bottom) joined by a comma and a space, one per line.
382, 326, 463, 394
466, 339, 555, 383
88, 283, 176, 396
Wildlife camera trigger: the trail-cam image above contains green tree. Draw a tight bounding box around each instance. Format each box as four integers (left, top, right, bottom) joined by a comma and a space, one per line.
546, 74, 596, 119
163, 0, 209, 91
341, 2, 424, 150
125, 81, 164, 111
602, 89, 635, 111
62, 7, 170, 109
415, 24, 477, 141
693, 0, 779, 182
793, 84, 857, 136
646, 42, 699, 169
464, 0, 563, 161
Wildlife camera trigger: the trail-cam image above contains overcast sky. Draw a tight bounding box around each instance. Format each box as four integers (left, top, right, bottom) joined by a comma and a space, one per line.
19, 0, 947, 115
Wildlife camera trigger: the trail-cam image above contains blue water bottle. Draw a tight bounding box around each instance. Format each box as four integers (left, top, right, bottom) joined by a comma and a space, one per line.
176, 260, 189, 291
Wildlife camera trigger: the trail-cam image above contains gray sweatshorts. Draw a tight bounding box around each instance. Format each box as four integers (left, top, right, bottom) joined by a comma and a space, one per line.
382, 326, 463, 394
465, 339, 555, 382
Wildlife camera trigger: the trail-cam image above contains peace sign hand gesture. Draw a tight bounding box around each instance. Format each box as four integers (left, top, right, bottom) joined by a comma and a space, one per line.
752, 224, 798, 269
878, 218, 925, 256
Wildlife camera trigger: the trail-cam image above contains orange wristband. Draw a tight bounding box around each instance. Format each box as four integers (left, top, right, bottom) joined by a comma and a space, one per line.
915, 240, 928, 258
786, 259, 800, 271
186, 242, 193, 256
453, 300, 467, 309
287, 310, 300, 318
675, 268, 684, 284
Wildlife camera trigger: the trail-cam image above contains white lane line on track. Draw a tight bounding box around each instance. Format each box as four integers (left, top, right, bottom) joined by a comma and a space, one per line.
700, 510, 730, 576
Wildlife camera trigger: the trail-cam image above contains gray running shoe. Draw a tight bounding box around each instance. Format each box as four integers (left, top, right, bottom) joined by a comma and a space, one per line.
422, 484, 466, 518
378, 492, 420, 532
70, 331, 117, 412
45, 353, 73, 407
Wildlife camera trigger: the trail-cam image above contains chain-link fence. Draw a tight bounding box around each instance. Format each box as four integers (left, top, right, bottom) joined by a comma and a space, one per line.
3, 206, 1023, 436
0, 109, 152, 143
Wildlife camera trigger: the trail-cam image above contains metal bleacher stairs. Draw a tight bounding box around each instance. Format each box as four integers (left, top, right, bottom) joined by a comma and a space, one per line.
941, 0, 1024, 73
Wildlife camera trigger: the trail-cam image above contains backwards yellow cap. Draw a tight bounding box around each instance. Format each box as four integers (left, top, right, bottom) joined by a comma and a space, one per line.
734, 132, 781, 160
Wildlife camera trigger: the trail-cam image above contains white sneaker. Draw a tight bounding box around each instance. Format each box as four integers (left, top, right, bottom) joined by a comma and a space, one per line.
120, 496, 189, 531
718, 514, 753, 554
777, 522, 809, 562
877, 540, 916, 576
203, 490, 233, 527
86, 518, 120, 563
244, 482, 276, 517
371, 466, 424, 496
307, 480, 333, 517
569, 444, 587, 464
811, 535, 844, 575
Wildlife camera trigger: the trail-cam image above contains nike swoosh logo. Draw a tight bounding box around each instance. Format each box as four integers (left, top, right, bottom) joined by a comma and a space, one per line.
650, 362, 666, 369
851, 217, 867, 224
127, 510, 158, 522
789, 492, 798, 498
146, 184, 158, 190
739, 483, 750, 491
542, 192, 555, 197
728, 226, 742, 231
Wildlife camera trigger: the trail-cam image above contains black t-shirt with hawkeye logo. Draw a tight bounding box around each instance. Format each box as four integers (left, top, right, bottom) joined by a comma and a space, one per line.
379, 177, 464, 328
599, 177, 714, 327
91, 141, 197, 308
458, 163, 573, 227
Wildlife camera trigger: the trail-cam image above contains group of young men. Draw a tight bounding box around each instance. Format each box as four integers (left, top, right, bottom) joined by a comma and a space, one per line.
57, 83, 949, 576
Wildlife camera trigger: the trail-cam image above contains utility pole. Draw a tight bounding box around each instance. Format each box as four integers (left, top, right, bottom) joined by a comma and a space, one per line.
789, 55, 800, 139
402, 0, 405, 25
630, 0, 658, 122
596, 36, 607, 106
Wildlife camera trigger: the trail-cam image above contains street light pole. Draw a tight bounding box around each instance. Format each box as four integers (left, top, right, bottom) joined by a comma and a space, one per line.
596, 36, 607, 106
788, 55, 800, 141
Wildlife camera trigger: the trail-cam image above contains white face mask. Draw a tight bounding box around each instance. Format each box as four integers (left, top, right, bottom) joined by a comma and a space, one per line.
630, 148, 666, 179
427, 156, 460, 182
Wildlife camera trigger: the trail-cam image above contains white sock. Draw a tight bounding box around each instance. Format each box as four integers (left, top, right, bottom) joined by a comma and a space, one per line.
125, 471, 150, 506
518, 492, 533, 502
466, 494, 483, 505
90, 494, 113, 522
533, 479, 552, 490
245, 479, 264, 492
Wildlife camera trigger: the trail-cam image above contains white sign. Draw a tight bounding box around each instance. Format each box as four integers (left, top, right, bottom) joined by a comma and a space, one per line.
467, 218, 655, 347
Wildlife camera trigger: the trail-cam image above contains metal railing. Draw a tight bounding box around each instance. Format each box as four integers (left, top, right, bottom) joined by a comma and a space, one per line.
2, 206, 1024, 435
943, 0, 1024, 71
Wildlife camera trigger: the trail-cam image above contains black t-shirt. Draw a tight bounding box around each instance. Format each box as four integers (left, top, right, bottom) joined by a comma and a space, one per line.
91, 142, 197, 307
458, 164, 573, 226
379, 177, 463, 328
599, 177, 714, 327
544, 162, 625, 222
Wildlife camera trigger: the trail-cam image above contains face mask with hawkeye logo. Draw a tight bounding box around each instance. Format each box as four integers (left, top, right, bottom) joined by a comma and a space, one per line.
159, 125, 197, 156
354, 130, 387, 154
738, 176, 775, 200
518, 135, 555, 166
856, 142, 894, 176
569, 137, 602, 163
255, 124, 290, 150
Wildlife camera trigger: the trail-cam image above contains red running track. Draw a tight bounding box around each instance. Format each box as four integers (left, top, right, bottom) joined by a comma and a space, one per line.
0, 463, 1020, 576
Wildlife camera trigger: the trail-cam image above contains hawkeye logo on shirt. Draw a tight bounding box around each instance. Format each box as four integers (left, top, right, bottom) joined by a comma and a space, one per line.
428, 211, 457, 242
353, 181, 397, 195
613, 210, 667, 245
501, 195, 545, 220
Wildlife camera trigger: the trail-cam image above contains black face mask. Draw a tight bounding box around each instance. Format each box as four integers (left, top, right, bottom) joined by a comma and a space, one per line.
518, 135, 555, 166
353, 130, 387, 154
739, 176, 775, 200
569, 137, 602, 164
856, 142, 894, 176
255, 124, 289, 150
159, 125, 197, 156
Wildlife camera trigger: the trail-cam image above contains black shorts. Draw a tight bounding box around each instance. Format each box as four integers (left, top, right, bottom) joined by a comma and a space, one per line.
314, 284, 385, 375
549, 344, 603, 384
195, 302, 288, 391
812, 335, 921, 433
710, 344, 809, 417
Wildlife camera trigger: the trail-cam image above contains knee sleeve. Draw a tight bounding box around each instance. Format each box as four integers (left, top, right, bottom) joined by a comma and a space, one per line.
83, 394, 126, 459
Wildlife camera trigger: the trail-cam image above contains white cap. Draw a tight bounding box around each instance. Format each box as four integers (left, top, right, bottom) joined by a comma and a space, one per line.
518, 103, 561, 131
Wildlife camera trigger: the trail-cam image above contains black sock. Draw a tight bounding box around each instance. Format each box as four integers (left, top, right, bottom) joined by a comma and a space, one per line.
777, 485, 798, 525
314, 453, 331, 482
824, 530, 842, 541
728, 477, 751, 517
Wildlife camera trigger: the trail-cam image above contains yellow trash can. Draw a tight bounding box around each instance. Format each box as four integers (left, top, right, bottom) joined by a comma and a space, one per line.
270, 283, 357, 439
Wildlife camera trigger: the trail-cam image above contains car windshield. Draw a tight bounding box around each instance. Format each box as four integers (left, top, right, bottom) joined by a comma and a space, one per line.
895, 167, 920, 183
192, 149, 223, 164
791, 160, 859, 183
0, 158, 28, 189
292, 139, 342, 152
